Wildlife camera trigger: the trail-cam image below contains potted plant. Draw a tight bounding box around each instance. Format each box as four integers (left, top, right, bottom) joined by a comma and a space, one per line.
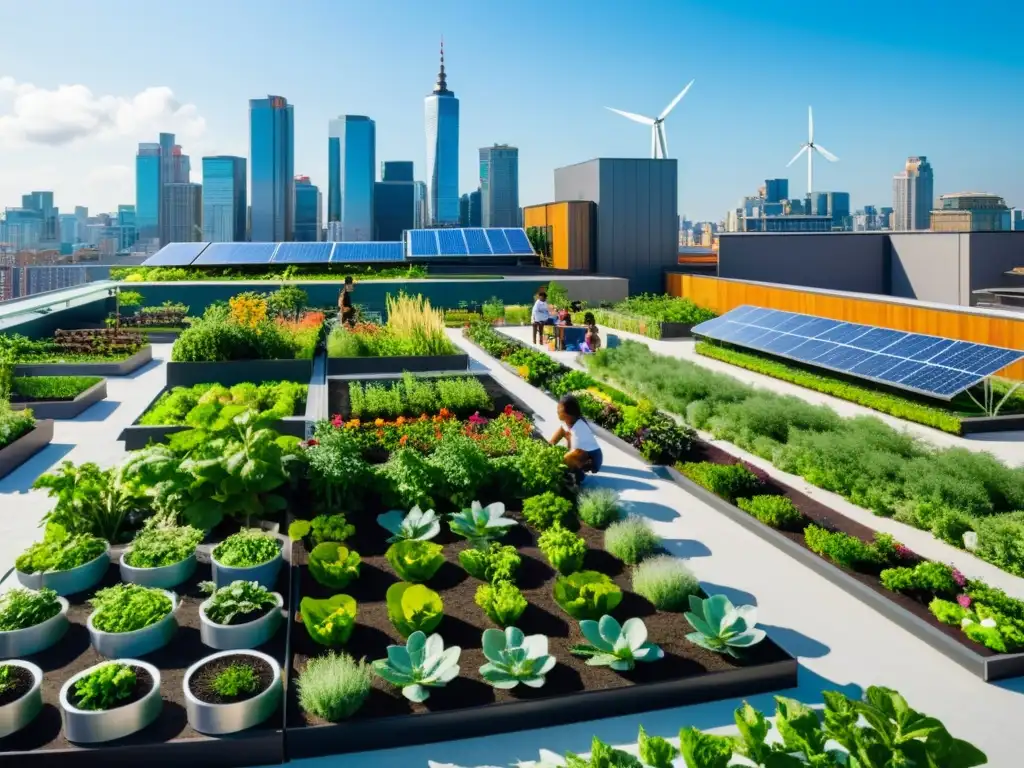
0, 588, 69, 658
0, 660, 44, 738
183, 649, 282, 735
59, 659, 162, 744
14, 525, 109, 596
199, 580, 283, 651
211, 530, 284, 589
120, 524, 204, 589
86, 584, 179, 658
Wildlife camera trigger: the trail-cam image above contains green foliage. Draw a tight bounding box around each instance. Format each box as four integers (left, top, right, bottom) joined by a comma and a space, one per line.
15, 525, 107, 574
386, 582, 444, 638
89, 584, 172, 633
604, 516, 660, 565
576, 487, 622, 529
974, 511, 1024, 577
73, 663, 137, 711
139, 381, 306, 427
308, 543, 362, 589
537, 525, 587, 575
117, 290, 144, 308
803, 525, 900, 572
571, 615, 664, 671
348, 374, 491, 420
479, 626, 556, 689
200, 580, 278, 625
458, 543, 521, 583
266, 284, 308, 319
448, 501, 518, 547
301, 594, 358, 646
552, 570, 623, 620
297, 651, 373, 722
289, 520, 311, 540
522, 491, 575, 531
736, 494, 805, 530
428, 434, 490, 506
377, 505, 441, 543
684, 594, 766, 658
631, 555, 701, 612
213, 530, 281, 568
385, 540, 446, 583
11, 376, 101, 401
114, 264, 426, 283
0, 587, 62, 632
679, 461, 764, 502
474, 581, 528, 627
309, 513, 356, 545
34, 461, 139, 543
880, 562, 959, 598
613, 294, 716, 325
638, 725, 679, 768
564, 738, 644, 767
377, 448, 439, 510
125, 524, 203, 568
211, 663, 260, 698
0, 665, 13, 697
0, 400, 35, 450
306, 426, 375, 511
372, 630, 461, 703
509, 440, 568, 497
172, 312, 299, 362
549, 369, 597, 398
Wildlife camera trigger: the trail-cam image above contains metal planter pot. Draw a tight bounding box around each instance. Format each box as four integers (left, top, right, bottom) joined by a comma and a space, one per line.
183, 649, 281, 735
0, 596, 69, 659
119, 551, 197, 589
211, 541, 284, 589
59, 659, 162, 744
199, 592, 284, 651
87, 590, 179, 658
16, 544, 110, 596
0, 660, 43, 738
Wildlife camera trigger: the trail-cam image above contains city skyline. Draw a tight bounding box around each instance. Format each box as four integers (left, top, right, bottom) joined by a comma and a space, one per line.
0, 0, 1020, 221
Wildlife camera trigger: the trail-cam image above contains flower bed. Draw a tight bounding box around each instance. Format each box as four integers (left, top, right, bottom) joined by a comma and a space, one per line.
9, 377, 107, 420
6, 329, 153, 377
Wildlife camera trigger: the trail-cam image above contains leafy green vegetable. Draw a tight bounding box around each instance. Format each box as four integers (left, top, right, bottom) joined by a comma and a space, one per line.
211, 663, 260, 698
522, 491, 575, 531
474, 581, 527, 627
213, 530, 281, 568
309, 513, 356, 545
458, 543, 520, 583
200, 580, 278, 625
89, 584, 172, 633
386, 582, 443, 638
538, 525, 587, 576
552, 571, 623, 620
125, 524, 203, 568
15, 524, 107, 574
12, 376, 101, 401
301, 594, 358, 646
34, 461, 139, 543
385, 540, 445, 583
0, 587, 62, 632
73, 663, 137, 711
308, 543, 361, 589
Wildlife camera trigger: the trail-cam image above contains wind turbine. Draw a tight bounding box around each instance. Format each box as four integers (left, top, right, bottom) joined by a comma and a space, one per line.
605, 79, 694, 159
786, 106, 839, 195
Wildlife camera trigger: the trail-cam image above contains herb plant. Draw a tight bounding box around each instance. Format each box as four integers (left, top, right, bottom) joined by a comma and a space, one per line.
125, 524, 204, 568
309, 513, 356, 545
35, 461, 140, 543
200, 580, 278, 625
736, 494, 805, 530
297, 651, 373, 722
386, 582, 444, 638
139, 381, 306, 427
15, 525, 107, 574
458, 543, 520, 583
301, 594, 358, 646
372, 631, 461, 702
212, 530, 281, 568
522, 491, 575, 531
474, 581, 527, 627
90, 584, 173, 633
479, 626, 556, 690
211, 663, 260, 698
552, 571, 623, 620
684, 594, 766, 657
631, 555, 701, 612
0, 665, 13, 697
73, 663, 137, 711
308, 543, 361, 589
576, 487, 622, 529
0, 587, 62, 632
385, 540, 446, 583
604, 516, 660, 565
571, 615, 664, 671
537, 525, 587, 576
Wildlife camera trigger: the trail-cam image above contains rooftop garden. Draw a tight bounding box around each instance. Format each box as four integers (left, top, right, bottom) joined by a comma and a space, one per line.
139, 381, 307, 427
571, 293, 717, 339
112, 264, 428, 283
327, 293, 458, 359
0, 328, 145, 364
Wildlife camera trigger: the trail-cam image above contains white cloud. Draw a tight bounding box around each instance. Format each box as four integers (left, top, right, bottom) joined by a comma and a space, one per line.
0, 76, 206, 147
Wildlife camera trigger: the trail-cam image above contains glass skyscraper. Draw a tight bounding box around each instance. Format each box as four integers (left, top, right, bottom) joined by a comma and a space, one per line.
202, 156, 247, 242
294, 176, 323, 242
328, 115, 375, 241
135, 143, 161, 241
250, 95, 294, 242
479, 144, 519, 227
424, 42, 459, 226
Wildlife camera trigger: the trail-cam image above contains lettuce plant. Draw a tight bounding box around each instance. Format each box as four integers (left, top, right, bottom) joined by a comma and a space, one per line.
211, 663, 260, 698
479, 626, 556, 690
385, 540, 446, 583
301, 594, 358, 646
474, 581, 527, 627
377, 505, 440, 543
0, 587, 62, 632
15, 524, 107, 574
684, 594, 766, 657
308, 543, 361, 589
386, 582, 444, 637
200, 580, 278, 625
73, 663, 137, 711
448, 501, 517, 547
309, 513, 356, 545
458, 543, 521, 583
125, 524, 204, 568
538, 525, 587, 576
552, 570, 622, 620
90, 584, 173, 633
571, 615, 663, 671
212, 530, 280, 568
372, 630, 461, 702
522, 492, 575, 531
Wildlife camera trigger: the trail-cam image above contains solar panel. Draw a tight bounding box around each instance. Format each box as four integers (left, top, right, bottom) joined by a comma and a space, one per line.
409, 230, 439, 256
273, 242, 333, 264
485, 228, 512, 255
503, 228, 534, 254
332, 242, 405, 263
692, 305, 1024, 400
463, 228, 493, 255
141, 242, 210, 267
193, 242, 278, 265
437, 229, 468, 255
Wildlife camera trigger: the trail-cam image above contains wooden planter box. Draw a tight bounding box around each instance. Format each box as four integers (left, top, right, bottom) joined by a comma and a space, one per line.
0, 420, 54, 479
14, 346, 153, 377
326, 353, 469, 376
165, 359, 314, 388
11, 380, 107, 420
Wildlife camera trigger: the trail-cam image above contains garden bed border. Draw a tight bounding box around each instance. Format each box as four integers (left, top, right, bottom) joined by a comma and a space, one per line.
0, 419, 54, 479
959, 414, 1024, 436
661, 464, 1024, 683
165, 359, 314, 388
14, 346, 153, 378
326, 354, 470, 376
11, 380, 107, 420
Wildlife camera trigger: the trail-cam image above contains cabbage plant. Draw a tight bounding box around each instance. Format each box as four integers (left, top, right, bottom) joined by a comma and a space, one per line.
372, 630, 460, 702
683, 594, 766, 657
377, 505, 440, 543
570, 615, 663, 671
386, 582, 444, 637
479, 626, 555, 690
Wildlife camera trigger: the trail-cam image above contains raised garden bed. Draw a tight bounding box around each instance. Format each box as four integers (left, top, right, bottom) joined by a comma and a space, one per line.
141, 329, 186, 344
11, 380, 107, 420
959, 414, 1024, 436
14, 347, 153, 378
662, 440, 1024, 683
0, 547, 289, 767
0, 419, 54, 480
165, 360, 314, 389
326, 354, 469, 377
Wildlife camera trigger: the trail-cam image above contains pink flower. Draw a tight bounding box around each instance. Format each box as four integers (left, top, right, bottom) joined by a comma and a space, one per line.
895, 544, 913, 559
952, 568, 966, 588
330, 414, 342, 428
957, 594, 972, 609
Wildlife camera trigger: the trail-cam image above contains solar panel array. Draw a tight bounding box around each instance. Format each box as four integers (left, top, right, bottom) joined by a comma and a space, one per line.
692, 305, 1024, 399
406, 228, 535, 257
273, 242, 332, 264
192, 242, 279, 266
332, 242, 404, 262
141, 242, 210, 266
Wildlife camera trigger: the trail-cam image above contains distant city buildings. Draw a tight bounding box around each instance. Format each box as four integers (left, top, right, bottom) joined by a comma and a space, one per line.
892, 156, 934, 231
202, 156, 247, 243
479, 144, 520, 227
468, 188, 481, 227
250, 95, 295, 242
930, 192, 1010, 232
425, 41, 459, 225
374, 161, 414, 241
412, 181, 428, 229
135, 142, 161, 243
294, 176, 323, 242
165, 183, 202, 243
725, 179, 836, 232
329, 115, 376, 241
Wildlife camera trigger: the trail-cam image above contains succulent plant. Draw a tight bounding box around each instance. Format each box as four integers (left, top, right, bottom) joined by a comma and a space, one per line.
377, 506, 441, 543
683, 594, 766, 657
570, 615, 664, 671
448, 501, 517, 547
372, 630, 461, 703
479, 626, 556, 689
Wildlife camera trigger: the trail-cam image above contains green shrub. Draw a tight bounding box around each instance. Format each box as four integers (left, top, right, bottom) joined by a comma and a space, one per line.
11, 376, 101, 401
679, 461, 763, 502
140, 381, 305, 426
90, 584, 172, 633
474, 580, 528, 627
172, 315, 296, 362
577, 487, 622, 529
427, 434, 490, 507
347, 374, 491, 420
297, 652, 372, 722
537, 525, 587, 575
879, 562, 959, 598
604, 516, 660, 565
377, 448, 440, 510
200, 580, 278, 625
522, 491, 575, 530
803, 525, 898, 572
736, 495, 805, 530
15, 526, 107, 574
974, 511, 1024, 577
458, 543, 521, 583
631, 555, 701, 611
73, 663, 137, 711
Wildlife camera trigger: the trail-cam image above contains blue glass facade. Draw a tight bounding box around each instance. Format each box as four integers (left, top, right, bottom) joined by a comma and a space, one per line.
425, 94, 459, 225
329, 116, 375, 241
373, 180, 414, 241
294, 177, 322, 242
328, 136, 341, 223
382, 161, 413, 183
202, 155, 247, 242
250, 96, 294, 242
478, 145, 519, 228
135, 143, 160, 241
765, 178, 788, 203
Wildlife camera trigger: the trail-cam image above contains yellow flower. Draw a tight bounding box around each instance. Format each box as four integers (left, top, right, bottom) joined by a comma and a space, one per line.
374, 418, 385, 427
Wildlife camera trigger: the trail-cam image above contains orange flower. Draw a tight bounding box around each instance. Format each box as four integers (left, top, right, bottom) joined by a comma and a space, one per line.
399, 434, 409, 446
395, 416, 406, 425
439, 408, 451, 418
419, 413, 428, 421
377, 429, 384, 439
346, 418, 360, 429
434, 430, 442, 440
374, 418, 385, 427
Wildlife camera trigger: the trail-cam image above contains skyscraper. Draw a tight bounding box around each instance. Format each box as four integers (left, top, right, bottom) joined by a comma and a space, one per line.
374, 162, 415, 241
135, 143, 161, 242
479, 144, 520, 227
328, 115, 376, 241
459, 194, 470, 226
202, 156, 247, 242
765, 179, 789, 204
468, 188, 482, 227
294, 176, 323, 242
413, 181, 427, 228
21, 191, 58, 243
892, 156, 934, 231
250, 95, 295, 242
165, 183, 202, 243
424, 40, 460, 226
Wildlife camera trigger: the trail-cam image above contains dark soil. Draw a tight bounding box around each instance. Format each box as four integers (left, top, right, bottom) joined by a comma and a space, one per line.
188, 655, 275, 705
287, 503, 791, 729
0, 665, 34, 706
67, 666, 154, 710
0, 542, 288, 756
681, 438, 1000, 657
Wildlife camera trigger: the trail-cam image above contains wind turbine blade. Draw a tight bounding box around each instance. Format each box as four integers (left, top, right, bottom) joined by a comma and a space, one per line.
814, 144, 839, 162
605, 107, 655, 125
658, 79, 694, 120
786, 145, 808, 167
658, 123, 668, 158
808, 106, 814, 143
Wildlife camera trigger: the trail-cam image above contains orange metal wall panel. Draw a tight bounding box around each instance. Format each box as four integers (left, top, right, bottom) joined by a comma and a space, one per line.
667, 274, 1024, 379
550, 203, 570, 270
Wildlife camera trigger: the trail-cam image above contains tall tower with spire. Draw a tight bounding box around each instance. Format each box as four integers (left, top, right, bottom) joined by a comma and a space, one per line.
424, 37, 460, 226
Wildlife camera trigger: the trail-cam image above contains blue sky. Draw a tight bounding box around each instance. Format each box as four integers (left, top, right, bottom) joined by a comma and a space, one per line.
0, 0, 1021, 221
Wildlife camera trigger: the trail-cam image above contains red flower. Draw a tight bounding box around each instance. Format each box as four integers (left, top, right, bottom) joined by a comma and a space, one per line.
331, 414, 342, 428
306, 438, 319, 447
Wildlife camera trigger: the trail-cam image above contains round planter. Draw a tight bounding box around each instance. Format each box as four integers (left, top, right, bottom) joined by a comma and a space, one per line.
15, 544, 110, 596
183, 649, 281, 735
211, 539, 284, 589
0, 660, 43, 738
119, 550, 197, 589
199, 592, 284, 650
0, 596, 70, 659
87, 590, 179, 658
59, 659, 162, 744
